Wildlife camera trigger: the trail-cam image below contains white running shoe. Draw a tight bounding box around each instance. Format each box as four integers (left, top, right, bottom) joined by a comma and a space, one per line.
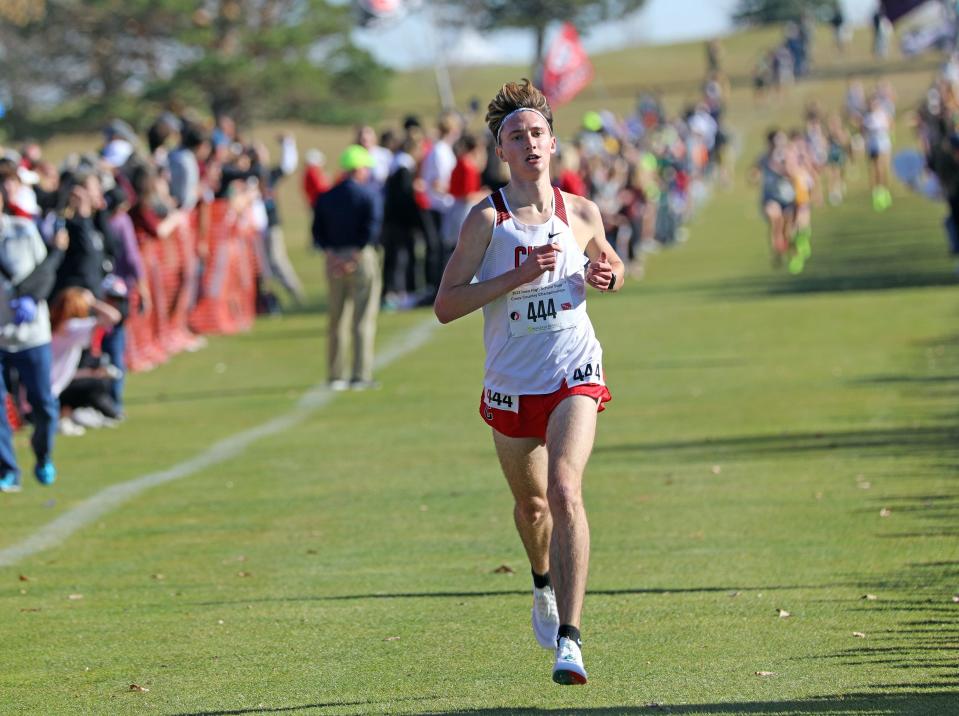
532, 585, 560, 649
552, 636, 588, 685
71, 408, 105, 429
58, 416, 86, 436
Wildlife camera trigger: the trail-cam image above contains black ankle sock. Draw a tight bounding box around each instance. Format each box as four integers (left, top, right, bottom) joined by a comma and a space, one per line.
531, 570, 550, 589
558, 624, 581, 646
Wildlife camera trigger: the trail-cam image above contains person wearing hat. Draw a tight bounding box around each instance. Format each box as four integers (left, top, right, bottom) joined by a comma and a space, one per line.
311, 145, 383, 391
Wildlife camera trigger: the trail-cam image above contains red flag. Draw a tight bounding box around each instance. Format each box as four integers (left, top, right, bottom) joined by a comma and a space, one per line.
541, 22, 594, 108
355, 0, 404, 26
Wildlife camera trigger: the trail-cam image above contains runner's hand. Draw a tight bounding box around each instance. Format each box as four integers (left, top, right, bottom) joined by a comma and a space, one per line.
522, 242, 562, 279
586, 251, 614, 290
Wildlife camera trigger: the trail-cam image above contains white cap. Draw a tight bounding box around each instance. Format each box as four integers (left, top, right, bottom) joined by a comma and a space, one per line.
101, 139, 134, 168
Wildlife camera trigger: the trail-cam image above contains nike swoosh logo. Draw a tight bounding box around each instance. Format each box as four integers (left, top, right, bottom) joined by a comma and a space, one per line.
548, 232, 561, 239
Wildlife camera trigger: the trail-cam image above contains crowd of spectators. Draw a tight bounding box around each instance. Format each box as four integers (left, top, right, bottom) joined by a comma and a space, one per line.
320, 74, 731, 315
0, 108, 304, 490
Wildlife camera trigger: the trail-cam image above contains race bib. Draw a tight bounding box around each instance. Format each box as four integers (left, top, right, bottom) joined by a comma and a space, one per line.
567, 359, 604, 388
507, 280, 578, 338
483, 387, 519, 413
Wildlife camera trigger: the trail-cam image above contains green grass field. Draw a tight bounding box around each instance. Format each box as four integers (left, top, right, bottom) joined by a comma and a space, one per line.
2, 25, 958, 716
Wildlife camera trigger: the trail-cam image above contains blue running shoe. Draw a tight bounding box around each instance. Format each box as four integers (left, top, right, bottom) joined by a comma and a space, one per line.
34, 461, 56, 486
0, 470, 21, 493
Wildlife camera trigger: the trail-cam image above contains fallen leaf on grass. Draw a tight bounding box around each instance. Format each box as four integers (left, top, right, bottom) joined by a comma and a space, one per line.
151, 574, 165, 581
710, 465, 722, 475
305, 549, 318, 555
776, 609, 791, 618
383, 636, 401, 642
19, 607, 40, 612
492, 564, 515, 574
18, 575, 29, 582
728, 591, 742, 598
236, 571, 252, 578
755, 671, 776, 677
862, 594, 878, 601
852, 632, 866, 638
879, 508, 892, 518
129, 684, 149, 692
67, 594, 83, 601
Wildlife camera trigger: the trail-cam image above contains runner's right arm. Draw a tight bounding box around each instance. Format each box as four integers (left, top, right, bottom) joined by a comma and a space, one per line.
434, 202, 560, 324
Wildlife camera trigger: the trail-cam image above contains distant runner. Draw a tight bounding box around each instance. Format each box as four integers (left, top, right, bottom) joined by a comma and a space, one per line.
434, 79, 625, 685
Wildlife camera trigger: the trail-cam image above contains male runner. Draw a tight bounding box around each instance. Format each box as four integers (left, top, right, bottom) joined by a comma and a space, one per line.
434, 79, 624, 685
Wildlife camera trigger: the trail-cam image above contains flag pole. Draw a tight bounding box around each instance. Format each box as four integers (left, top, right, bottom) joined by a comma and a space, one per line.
424, 1, 456, 110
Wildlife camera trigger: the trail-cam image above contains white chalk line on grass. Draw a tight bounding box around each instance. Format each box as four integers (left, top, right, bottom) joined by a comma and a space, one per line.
0, 317, 440, 568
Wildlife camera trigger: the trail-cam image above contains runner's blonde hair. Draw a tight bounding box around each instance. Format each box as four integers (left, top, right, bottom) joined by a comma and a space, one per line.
486, 79, 553, 145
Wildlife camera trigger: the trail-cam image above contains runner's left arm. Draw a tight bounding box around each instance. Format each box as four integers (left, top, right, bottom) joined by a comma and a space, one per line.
572, 195, 625, 293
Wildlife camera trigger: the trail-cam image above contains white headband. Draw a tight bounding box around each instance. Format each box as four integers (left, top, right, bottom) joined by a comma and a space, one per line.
496, 107, 552, 144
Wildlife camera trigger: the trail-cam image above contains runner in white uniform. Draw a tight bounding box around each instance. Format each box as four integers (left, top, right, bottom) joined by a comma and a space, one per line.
478, 185, 604, 398
435, 79, 625, 685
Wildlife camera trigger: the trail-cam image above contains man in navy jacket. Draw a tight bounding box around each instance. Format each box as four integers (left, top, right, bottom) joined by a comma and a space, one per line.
312, 145, 383, 391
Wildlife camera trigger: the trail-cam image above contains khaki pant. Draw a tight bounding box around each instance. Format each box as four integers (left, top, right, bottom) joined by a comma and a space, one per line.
326, 246, 381, 383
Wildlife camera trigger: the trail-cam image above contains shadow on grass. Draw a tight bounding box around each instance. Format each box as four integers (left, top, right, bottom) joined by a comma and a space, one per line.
169, 692, 959, 715
594, 425, 959, 461
665, 207, 957, 299
187, 584, 827, 608
415, 692, 959, 713
170, 695, 433, 715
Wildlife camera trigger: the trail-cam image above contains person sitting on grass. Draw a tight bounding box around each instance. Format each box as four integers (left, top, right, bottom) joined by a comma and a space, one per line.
49, 287, 121, 435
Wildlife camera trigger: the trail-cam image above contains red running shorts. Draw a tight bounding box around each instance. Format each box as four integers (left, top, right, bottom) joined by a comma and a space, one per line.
478, 380, 611, 441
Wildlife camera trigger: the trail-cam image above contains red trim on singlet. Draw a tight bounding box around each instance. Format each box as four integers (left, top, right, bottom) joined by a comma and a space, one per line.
490, 190, 510, 226
553, 186, 569, 226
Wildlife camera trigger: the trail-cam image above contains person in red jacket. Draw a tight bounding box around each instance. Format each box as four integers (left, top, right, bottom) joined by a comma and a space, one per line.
302, 149, 330, 207
442, 133, 489, 249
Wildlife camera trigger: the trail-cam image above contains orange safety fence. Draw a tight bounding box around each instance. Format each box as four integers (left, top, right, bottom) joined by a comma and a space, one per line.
124, 198, 260, 373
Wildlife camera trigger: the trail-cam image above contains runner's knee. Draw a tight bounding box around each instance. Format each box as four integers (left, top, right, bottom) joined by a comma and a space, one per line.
546, 477, 583, 518
515, 496, 549, 526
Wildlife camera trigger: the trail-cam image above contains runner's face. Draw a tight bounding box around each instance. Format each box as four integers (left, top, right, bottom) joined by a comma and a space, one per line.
496, 112, 555, 176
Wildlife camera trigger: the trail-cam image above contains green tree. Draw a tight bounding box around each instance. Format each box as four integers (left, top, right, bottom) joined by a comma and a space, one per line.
436, 0, 647, 72
0, 0, 390, 137
732, 0, 838, 26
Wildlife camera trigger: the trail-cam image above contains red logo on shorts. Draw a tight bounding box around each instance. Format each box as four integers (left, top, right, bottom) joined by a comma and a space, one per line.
561, 302, 572, 310
510, 311, 520, 320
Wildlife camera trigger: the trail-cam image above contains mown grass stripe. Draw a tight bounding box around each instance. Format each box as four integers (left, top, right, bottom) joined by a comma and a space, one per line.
0, 317, 439, 568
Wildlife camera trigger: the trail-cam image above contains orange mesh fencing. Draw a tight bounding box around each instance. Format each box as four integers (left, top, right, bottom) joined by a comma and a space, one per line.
124, 199, 260, 374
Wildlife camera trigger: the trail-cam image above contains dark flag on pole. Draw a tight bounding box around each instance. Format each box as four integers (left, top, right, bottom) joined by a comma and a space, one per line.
880, 0, 930, 23
540, 22, 594, 108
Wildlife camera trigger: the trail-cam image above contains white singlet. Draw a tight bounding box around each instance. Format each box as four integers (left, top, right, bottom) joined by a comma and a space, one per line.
476, 187, 604, 396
